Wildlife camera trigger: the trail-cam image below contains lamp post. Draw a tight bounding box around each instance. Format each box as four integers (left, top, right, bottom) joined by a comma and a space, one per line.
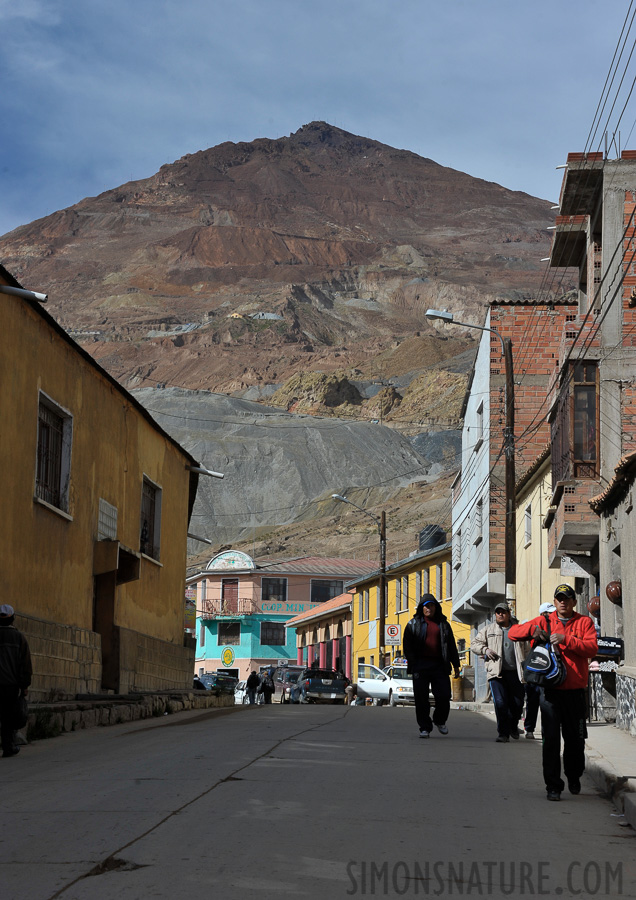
425, 309, 516, 600
332, 494, 387, 666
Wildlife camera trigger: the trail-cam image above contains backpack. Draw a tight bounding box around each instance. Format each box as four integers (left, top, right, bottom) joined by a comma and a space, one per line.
522, 616, 567, 688
260, 672, 274, 691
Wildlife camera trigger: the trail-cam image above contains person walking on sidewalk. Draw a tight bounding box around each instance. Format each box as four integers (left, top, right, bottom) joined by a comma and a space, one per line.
403, 594, 460, 739
245, 670, 259, 705
471, 601, 529, 743
509, 584, 598, 802
522, 602, 555, 739
0, 604, 32, 758
258, 668, 275, 704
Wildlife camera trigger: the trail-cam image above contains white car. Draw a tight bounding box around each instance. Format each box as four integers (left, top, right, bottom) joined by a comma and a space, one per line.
234, 680, 248, 705
356, 663, 417, 706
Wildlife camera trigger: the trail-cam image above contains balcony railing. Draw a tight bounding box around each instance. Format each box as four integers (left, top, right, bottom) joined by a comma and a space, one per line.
200, 597, 261, 618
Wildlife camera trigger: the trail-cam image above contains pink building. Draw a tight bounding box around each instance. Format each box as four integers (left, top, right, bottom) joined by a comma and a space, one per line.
188, 551, 375, 679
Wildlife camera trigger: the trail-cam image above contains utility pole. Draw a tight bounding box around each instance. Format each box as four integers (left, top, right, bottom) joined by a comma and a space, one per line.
379, 510, 386, 667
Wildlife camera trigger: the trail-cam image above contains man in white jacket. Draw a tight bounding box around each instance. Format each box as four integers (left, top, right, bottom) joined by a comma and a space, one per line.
470, 602, 528, 743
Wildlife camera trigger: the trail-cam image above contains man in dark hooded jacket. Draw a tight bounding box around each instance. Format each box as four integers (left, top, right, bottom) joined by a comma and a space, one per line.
0, 604, 32, 758
403, 594, 460, 738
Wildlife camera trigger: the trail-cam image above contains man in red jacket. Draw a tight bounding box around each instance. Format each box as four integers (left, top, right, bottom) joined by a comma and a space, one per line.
509, 584, 597, 801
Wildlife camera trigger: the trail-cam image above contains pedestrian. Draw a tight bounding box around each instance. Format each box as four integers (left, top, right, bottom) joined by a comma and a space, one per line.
509, 584, 598, 801
246, 670, 259, 705
0, 604, 32, 758
403, 594, 460, 739
471, 601, 529, 743
258, 668, 275, 704
522, 602, 555, 739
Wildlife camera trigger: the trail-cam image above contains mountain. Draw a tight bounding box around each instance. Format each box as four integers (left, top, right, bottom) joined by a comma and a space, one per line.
0, 122, 553, 405
1, 123, 558, 560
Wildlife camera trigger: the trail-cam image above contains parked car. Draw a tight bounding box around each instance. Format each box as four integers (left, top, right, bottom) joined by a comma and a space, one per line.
355, 663, 424, 706
273, 665, 304, 703
200, 673, 238, 696
234, 680, 248, 705
289, 668, 349, 704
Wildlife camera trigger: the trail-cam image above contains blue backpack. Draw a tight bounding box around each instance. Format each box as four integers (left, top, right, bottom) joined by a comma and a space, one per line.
522, 616, 567, 688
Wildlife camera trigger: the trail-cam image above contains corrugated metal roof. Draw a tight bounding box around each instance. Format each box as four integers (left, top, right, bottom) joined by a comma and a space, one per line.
255, 556, 377, 577
286, 592, 352, 627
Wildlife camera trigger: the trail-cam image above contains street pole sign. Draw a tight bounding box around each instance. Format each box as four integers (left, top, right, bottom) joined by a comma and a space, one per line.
385, 623, 400, 645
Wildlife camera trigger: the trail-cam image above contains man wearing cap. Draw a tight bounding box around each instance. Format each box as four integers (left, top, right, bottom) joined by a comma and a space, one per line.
0, 605, 32, 758
509, 584, 597, 801
403, 594, 461, 738
471, 602, 529, 743
522, 601, 555, 739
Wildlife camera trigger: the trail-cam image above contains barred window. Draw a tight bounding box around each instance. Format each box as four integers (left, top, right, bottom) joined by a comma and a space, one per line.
310, 579, 343, 603
140, 476, 162, 560
218, 622, 240, 645
35, 394, 73, 512
260, 621, 285, 645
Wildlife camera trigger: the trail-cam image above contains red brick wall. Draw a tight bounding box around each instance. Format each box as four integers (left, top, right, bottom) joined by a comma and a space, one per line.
488, 301, 577, 572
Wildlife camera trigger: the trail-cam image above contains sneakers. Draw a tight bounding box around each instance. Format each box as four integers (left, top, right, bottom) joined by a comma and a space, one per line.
510, 727, 520, 740
546, 790, 561, 801
496, 734, 509, 743
436, 724, 449, 735
419, 730, 430, 739
568, 778, 581, 795
525, 731, 535, 740
2, 746, 20, 758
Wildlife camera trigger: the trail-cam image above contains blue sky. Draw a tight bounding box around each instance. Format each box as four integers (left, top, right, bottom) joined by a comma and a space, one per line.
1, 0, 634, 236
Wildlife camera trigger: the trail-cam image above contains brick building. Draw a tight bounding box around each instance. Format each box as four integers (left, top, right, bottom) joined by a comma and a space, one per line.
547, 151, 636, 733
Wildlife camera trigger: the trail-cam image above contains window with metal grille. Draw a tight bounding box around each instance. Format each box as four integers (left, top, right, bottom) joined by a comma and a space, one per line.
453, 530, 462, 569
140, 476, 162, 560
262, 577, 287, 604
310, 579, 343, 603
524, 504, 532, 545
218, 622, 240, 645
35, 394, 72, 511
260, 621, 285, 645
474, 499, 483, 545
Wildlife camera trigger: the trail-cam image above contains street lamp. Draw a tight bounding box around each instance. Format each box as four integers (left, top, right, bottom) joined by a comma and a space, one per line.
332, 494, 387, 666
425, 309, 516, 599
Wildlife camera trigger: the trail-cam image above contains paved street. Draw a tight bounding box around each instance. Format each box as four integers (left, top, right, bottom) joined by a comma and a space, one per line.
1, 704, 634, 899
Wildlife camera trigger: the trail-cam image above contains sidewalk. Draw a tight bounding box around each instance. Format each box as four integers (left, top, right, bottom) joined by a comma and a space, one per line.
452, 700, 636, 828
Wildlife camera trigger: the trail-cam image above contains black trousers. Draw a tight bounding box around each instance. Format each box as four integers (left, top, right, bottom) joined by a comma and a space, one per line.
489, 669, 525, 737
524, 683, 541, 732
0, 685, 19, 753
413, 663, 451, 732
540, 687, 587, 792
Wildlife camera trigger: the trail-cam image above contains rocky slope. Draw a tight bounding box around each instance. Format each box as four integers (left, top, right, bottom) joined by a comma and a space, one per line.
1, 122, 560, 560
1, 122, 554, 404
133, 388, 460, 566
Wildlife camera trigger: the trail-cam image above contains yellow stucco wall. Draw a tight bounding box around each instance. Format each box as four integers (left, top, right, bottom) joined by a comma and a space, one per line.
515, 460, 574, 624
351, 548, 471, 670
0, 284, 192, 645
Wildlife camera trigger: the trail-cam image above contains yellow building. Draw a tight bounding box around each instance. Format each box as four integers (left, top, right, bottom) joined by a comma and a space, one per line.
347, 540, 471, 678
0, 265, 201, 698
515, 449, 575, 623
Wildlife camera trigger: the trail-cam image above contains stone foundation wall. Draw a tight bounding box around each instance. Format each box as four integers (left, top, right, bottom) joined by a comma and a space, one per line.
118, 627, 196, 694
24, 691, 234, 742
589, 671, 617, 723
616, 669, 636, 736
16, 613, 101, 700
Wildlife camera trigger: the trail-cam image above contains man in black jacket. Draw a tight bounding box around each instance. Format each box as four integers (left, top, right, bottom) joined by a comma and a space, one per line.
0, 604, 32, 758
403, 594, 460, 738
